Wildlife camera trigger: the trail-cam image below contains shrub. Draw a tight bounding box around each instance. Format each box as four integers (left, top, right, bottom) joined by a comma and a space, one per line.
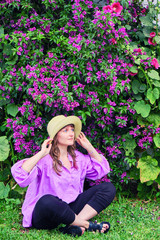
0, 0, 160, 199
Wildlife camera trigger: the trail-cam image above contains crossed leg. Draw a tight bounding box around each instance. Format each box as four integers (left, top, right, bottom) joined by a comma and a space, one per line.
32, 182, 116, 234
70, 204, 109, 234
68, 182, 116, 234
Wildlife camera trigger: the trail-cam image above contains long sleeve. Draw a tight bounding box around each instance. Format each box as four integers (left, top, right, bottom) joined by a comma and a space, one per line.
85, 154, 110, 180
11, 159, 41, 188
11, 152, 110, 228
75, 151, 110, 181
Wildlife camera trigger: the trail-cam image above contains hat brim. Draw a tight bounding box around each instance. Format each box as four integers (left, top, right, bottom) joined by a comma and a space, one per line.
47, 116, 82, 139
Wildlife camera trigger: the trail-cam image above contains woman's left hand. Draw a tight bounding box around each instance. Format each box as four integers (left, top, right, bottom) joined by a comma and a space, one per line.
76, 132, 102, 162
76, 132, 93, 151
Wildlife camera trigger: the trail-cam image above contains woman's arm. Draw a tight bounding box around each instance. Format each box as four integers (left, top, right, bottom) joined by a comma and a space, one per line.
22, 138, 52, 173
76, 132, 102, 162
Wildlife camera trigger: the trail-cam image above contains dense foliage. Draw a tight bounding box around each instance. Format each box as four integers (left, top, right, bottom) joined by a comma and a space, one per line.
0, 0, 160, 200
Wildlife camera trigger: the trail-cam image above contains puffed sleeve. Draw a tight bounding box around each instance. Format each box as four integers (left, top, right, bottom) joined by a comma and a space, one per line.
85, 154, 110, 180
11, 159, 41, 188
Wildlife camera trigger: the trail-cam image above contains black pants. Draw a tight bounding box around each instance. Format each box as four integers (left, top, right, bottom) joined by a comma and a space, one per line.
32, 182, 116, 230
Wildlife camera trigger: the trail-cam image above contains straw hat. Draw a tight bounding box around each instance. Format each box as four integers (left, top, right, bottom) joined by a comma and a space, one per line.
47, 115, 82, 139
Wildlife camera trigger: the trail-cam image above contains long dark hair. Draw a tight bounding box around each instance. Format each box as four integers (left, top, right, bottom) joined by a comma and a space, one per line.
49, 131, 77, 175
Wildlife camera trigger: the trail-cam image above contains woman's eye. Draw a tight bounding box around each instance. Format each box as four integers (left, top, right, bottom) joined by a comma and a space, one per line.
63, 127, 74, 132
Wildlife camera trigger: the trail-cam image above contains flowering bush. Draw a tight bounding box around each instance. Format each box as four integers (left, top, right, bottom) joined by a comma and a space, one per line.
0, 0, 160, 199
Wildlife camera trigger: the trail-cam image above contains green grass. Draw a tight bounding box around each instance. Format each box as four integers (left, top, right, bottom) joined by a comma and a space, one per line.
0, 197, 160, 240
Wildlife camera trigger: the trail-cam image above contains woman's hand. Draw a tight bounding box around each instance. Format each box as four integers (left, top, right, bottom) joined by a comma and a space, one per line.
22, 138, 53, 173
40, 138, 52, 157
76, 132, 102, 162
76, 132, 93, 152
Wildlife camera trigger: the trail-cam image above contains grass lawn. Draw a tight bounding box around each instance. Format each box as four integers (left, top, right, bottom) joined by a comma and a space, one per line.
0, 197, 159, 240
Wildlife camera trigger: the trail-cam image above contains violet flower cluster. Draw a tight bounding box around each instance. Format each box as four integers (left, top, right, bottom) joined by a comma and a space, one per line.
1, 0, 159, 188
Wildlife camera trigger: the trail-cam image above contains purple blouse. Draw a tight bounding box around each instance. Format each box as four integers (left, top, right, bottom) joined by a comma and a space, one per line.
11, 150, 110, 227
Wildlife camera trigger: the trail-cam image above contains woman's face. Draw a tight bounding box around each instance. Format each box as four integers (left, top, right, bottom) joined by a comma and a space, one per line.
56, 124, 75, 147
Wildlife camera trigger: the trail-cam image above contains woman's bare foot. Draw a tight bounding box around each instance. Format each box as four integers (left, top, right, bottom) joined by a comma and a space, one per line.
63, 222, 109, 236
100, 223, 109, 233
85, 221, 110, 233
81, 223, 109, 233
80, 226, 85, 234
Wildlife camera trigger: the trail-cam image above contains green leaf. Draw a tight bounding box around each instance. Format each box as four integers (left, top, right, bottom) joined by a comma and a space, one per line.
0, 136, 10, 162
146, 180, 153, 186
153, 133, 160, 147
137, 116, 148, 127
137, 156, 160, 183
7, 104, 19, 117
136, 31, 145, 41
141, 55, 149, 60
133, 94, 142, 100
139, 84, 147, 93
0, 183, 10, 199
85, 111, 91, 117
155, 174, 160, 184
0, 67, 2, 80
149, 7, 156, 15
155, 36, 160, 44
128, 167, 140, 180
0, 98, 10, 107
6, 55, 18, 65
132, 80, 140, 94
153, 80, 160, 87
135, 59, 140, 65
148, 70, 160, 80
77, 110, 87, 125
146, 113, 160, 127
3, 44, 13, 56
122, 133, 136, 156
0, 168, 11, 181
143, 26, 154, 37
130, 66, 137, 73
147, 88, 159, 104
134, 100, 151, 118
128, 42, 138, 51
143, 47, 152, 55
13, 184, 28, 195
125, 25, 131, 30
139, 15, 152, 27
0, 27, 4, 38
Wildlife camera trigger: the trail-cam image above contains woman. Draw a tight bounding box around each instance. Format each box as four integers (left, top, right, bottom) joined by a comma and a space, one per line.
11, 115, 116, 236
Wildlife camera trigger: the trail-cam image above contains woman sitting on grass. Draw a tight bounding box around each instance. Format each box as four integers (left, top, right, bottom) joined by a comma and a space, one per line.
11, 115, 116, 237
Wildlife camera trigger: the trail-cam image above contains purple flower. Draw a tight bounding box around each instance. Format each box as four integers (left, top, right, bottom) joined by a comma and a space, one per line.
121, 172, 127, 178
